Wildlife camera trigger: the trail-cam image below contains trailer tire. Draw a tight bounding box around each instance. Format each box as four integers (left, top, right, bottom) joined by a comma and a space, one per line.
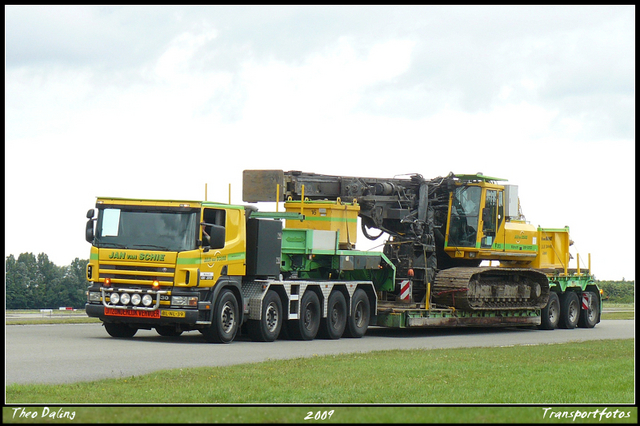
248, 290, 283, 342
344, 289, 370, 338
578, 291, 599, 328
319, 291, 347, 339
104, 322, 137, 338
288, 290, 321, 340
201, 289, 239, 343
558, 291, 580, 329
539, 292, 560, 330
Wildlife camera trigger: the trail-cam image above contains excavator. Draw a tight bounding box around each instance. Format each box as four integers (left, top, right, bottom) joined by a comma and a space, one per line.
243, 170, 595, 325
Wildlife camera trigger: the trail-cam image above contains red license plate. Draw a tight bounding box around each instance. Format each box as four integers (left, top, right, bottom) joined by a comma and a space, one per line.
105, 307, 160, 319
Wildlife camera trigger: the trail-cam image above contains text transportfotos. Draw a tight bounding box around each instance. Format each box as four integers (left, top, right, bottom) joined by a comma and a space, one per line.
542, 407, 631, 421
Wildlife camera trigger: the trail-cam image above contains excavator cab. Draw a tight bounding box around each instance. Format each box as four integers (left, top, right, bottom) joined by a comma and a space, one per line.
444, 173, 541, 266
448, 185, 481, 247
444, 174, 507, 256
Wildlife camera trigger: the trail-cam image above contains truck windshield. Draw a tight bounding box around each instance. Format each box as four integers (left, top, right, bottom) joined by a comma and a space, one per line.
448, 185, 481, 247
95, 207, 198, 252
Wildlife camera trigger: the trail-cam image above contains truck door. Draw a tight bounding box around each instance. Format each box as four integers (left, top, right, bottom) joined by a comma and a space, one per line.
200, 207, 246, 283
447, 185, 482, 248
201, 208, 228, 284
480, 189, 498, 248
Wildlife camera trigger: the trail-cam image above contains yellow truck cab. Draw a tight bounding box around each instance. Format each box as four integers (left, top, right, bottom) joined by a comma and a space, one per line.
85, 197, 248, 342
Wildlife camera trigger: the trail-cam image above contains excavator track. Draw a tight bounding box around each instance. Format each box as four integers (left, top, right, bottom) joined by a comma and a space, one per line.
432, 267, 549, 311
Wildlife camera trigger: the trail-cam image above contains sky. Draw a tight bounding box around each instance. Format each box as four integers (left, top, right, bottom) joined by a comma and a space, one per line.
5, 5, 635, 281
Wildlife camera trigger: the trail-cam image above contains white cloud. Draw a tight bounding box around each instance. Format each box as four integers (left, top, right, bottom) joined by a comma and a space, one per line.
5, 5, 634, 280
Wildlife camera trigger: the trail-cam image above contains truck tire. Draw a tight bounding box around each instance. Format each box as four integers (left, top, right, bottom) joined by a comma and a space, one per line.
156, 326, 183, 337
318, 291, 347, 339
578, 291, 599, 328
288, 290, 321, 340
558, 291, 580, 329
248, 290, 283, 342
104, 322, 137, 338
539, 292, 560, 330
344, 289, 370, 338
201, 289, 239, 343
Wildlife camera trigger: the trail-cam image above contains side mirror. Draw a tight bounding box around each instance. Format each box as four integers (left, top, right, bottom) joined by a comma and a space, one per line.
86, 209, 95, 219
209, 225, 226, 249
85, 219, 95, 243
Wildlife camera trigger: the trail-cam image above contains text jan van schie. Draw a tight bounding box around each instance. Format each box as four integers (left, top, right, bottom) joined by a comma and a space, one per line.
11, 407, 76, 421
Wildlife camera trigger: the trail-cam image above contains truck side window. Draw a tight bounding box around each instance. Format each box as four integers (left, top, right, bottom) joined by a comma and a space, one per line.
202, 208, 226, 249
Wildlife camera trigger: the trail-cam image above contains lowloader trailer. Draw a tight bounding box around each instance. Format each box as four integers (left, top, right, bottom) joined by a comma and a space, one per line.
84, 170, 600, 342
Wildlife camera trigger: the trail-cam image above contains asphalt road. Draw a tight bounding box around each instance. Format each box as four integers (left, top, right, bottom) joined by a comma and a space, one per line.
5, 320, 634, 385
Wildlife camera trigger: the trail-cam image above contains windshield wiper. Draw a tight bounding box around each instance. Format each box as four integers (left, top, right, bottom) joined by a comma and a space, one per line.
96, 242, 128, 249
132, 244, 171, 251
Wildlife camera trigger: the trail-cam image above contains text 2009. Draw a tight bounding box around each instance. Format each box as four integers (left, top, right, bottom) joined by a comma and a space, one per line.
304, 410, 335, 421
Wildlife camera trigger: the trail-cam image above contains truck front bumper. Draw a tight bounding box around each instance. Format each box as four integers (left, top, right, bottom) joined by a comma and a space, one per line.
86, 303, 201, 326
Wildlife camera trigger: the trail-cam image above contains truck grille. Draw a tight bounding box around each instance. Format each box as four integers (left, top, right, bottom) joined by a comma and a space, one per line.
99, 263, 175, 286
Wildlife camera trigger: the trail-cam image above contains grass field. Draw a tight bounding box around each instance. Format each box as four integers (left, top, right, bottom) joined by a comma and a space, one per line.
4, 339, 635, 423
4, 310, 635, 424
6, 339, 634, 405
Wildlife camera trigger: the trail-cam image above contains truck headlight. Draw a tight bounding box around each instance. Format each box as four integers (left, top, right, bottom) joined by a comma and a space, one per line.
110, 292, 120, 305
142, 294, 154, 307
131, 294, 141, 305
88, 292, 101, 302
120, 293, 131, 305
171, 296, 198, 306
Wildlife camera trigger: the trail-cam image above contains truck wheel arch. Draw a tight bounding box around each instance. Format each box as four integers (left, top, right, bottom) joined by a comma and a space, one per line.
206, 276, 244, 325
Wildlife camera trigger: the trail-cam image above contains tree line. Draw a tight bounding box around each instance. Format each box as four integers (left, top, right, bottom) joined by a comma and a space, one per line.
4, 252, 636, 308
598, 280, 635, 304
5, 253, 89, 309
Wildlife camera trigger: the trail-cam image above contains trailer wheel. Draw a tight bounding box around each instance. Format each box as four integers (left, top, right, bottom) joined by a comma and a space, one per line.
104, 322, 137, 338
288, 290, 321, 340
558, 291, 580, 329
156, 326, 183, 337
578, 291, 599, 328
201, 289, 239, 343
344, 289, 370, 338
248, 290, 283, 342
319, 291, 347, 339
539, 292, 560, 330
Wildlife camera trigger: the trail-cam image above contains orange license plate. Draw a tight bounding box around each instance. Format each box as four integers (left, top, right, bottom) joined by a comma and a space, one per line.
105, 307, 160, 319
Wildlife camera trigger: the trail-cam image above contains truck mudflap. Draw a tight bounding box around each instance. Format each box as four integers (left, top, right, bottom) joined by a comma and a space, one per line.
432, 267, 550, 311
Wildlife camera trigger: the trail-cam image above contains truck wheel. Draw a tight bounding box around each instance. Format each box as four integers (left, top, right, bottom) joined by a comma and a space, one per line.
104, 322, 137, 338
248, 290, 283, 342
558, 291, 580, 329
578, 291, 599, 328
201, 289, 239, 343
156, 326, 183, 337
344, 289, 370, 338
319, 291, 347, 339
539, 292, 560, 330
288, 290, 320, 340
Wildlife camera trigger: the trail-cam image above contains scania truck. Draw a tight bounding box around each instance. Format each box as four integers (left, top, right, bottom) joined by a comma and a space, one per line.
84, 170, 600, 342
